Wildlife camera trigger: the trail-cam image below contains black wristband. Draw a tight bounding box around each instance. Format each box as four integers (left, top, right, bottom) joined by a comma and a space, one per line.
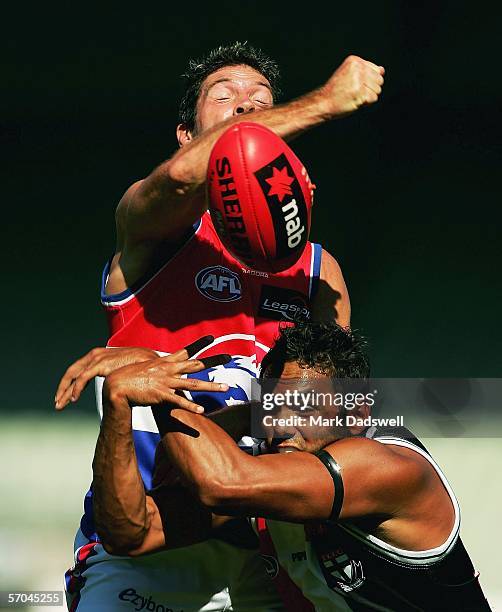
315, 449, 344, 522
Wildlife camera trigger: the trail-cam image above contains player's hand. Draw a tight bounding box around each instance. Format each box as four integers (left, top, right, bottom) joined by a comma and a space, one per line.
320, 55, 385, 118
103, 348, 231, 414
55, 346, 160, 409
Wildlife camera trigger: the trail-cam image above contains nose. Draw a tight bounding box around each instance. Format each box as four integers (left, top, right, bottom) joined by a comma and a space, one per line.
234, 99, 255, 115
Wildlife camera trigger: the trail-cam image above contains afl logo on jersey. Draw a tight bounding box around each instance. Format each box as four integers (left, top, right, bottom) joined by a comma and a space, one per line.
195, 266, 242, 302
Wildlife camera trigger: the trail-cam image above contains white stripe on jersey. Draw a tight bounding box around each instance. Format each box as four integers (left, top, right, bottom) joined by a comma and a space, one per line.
339, 436, 461, 565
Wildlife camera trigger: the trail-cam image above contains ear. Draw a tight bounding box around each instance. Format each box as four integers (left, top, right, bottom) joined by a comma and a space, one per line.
177, 123, 193, 147
347, 402, 371, 436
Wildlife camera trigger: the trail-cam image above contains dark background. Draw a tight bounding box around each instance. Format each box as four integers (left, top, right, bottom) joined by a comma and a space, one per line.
4, 1, 501, 415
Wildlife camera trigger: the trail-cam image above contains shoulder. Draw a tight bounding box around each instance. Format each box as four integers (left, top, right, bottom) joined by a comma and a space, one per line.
325, 436, 430, 479
311, 247, 350, 325
322, 437, 431, 514
319, 248, 343, 279
115, 180, 146, 243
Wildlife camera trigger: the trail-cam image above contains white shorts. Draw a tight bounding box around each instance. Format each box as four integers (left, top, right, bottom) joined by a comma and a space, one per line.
65, 529, 283, 612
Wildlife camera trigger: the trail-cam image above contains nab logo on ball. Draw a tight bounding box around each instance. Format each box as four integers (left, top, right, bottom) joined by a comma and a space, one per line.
254, 153, 309, 259
207, 123, 312, 273
195, 266, 241, 302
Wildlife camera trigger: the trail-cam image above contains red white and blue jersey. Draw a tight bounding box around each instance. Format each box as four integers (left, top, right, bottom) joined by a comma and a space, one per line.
80, 211, 322, 542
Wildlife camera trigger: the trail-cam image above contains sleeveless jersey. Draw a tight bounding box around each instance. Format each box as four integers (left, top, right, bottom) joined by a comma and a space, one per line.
256, 426, 491, 611
81, 211, 322, 542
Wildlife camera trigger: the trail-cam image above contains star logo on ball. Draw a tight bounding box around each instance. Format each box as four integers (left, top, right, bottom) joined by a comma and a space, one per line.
265, 166, 294, 202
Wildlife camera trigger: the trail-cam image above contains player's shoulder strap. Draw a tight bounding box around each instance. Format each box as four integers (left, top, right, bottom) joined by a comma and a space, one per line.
308, 242, 323, 299
101, 218, 203, 307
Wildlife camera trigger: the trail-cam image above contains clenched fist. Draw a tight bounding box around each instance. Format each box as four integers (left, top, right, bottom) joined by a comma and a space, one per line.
320, 55, 385, 118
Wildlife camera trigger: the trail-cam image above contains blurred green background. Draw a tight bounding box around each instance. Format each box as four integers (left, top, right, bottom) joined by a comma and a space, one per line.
2, 1, 501, 609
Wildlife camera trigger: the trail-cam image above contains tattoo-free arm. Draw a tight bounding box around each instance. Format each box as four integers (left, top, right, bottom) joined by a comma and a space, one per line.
159, 408, 335, 521
118, 56, 385, 245
92, 389, 149, 554
92, 383, 222, 556
118, 91, 331, 246
160, 410, 431, 523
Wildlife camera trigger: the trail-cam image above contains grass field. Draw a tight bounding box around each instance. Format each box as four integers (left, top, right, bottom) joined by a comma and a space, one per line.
1, 413, 500, 611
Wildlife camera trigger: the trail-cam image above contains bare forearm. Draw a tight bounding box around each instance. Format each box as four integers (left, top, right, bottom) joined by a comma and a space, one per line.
120, 56, 384, 243
161, 90, 328, 190
92, 394, 148, 554
161, 409, 334, 521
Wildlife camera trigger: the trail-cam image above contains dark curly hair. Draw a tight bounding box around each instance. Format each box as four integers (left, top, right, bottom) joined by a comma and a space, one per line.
178, 41, 281, 132
260, 320, 370, 379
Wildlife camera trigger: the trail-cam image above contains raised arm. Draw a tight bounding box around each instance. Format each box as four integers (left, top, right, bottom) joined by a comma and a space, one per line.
116, 56, 385, 248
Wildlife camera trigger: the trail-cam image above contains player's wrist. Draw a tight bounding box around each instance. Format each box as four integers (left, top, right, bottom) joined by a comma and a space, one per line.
102, 377, 133, 415
308, 88, 338, 122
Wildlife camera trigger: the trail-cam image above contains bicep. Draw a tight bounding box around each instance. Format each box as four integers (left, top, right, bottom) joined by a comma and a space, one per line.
217, 452, 336, 522
311, 249, 351, 326
117, 163, 206, 245
325, 438, 428, 520
229, 441, 426, 524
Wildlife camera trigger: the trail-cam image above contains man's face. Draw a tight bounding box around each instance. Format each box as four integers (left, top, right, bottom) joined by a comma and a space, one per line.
179, 64, 274, 144
264, 361, 347, 455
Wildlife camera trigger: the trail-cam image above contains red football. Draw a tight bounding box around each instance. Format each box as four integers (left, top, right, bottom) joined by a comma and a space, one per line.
207, 122, 314, 273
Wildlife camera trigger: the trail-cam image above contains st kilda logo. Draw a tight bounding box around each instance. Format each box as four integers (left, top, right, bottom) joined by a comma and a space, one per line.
254, 153, 308, 258
195, 266, 242, 302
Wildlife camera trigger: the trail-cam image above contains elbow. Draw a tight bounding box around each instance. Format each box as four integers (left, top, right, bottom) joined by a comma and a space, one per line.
94, 512, 147, 557
98, 528, 146, 557
164, 158, 200, 193
196, 475, 248, 514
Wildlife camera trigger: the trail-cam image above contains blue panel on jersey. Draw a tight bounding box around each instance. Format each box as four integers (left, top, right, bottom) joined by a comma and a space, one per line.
80, 487, 98, 541
310, 242, 322, 298
132, 429, 161, 490
186, 356, 256, 413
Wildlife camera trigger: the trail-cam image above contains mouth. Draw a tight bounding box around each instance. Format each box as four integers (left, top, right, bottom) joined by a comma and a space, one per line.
276, 443, 300, 453
267, 435, 303, 453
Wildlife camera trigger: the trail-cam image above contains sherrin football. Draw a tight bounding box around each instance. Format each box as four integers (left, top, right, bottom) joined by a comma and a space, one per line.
207, 122, 314, 273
